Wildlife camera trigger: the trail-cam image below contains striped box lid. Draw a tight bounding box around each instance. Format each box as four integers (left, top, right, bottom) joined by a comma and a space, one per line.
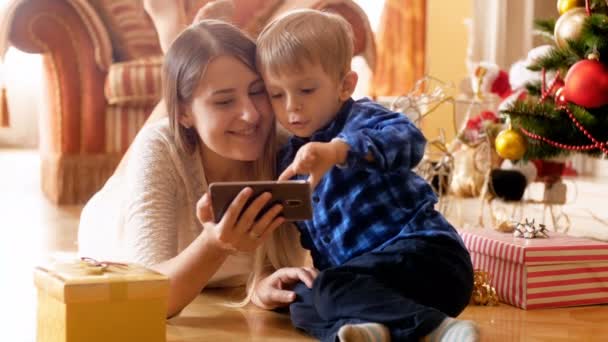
460, 228, 608, 265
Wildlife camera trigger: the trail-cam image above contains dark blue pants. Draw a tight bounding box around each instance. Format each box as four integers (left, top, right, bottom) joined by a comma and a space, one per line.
289, 236, 473, 342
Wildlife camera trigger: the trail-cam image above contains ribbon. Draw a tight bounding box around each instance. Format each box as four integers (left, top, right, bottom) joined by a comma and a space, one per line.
513, 218, 548, 239
79, 257, 128, 275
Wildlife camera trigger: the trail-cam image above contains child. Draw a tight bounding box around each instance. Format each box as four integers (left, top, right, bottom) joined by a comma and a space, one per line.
256, 9, 478, 342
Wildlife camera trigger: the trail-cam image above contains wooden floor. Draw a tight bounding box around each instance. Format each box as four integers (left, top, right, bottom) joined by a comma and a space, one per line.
2, 149, 608, 341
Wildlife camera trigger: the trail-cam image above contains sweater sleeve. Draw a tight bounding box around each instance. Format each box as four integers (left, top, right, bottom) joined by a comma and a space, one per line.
336, 101, 427, 171
121, 125, 181, 266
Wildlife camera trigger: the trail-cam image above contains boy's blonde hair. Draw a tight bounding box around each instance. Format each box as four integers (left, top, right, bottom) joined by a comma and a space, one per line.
256, 9, 354, 81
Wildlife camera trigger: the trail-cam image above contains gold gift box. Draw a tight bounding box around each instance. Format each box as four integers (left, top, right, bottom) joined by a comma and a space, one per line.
34, 259, 169, 342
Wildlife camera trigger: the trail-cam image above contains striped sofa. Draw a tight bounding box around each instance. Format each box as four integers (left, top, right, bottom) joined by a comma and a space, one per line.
5, 0, 375, 204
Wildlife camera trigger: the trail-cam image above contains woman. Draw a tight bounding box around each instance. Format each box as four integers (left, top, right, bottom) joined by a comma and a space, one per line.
78, 19, 313, 318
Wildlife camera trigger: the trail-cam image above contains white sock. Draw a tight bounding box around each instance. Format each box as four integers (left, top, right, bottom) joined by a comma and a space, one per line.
337, 322, 390, 342
425, 317, 479, 342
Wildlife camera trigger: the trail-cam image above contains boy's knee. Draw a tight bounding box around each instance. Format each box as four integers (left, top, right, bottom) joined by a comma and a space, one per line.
313, 270, 352, 320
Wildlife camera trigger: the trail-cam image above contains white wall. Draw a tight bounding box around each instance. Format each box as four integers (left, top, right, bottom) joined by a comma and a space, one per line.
0, 48, 43, 148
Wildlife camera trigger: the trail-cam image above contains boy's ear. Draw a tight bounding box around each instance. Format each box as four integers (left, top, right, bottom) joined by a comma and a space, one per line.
339, 70, 358, 101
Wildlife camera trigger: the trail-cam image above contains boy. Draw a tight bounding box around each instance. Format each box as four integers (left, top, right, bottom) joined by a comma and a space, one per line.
256, 9, 478, 342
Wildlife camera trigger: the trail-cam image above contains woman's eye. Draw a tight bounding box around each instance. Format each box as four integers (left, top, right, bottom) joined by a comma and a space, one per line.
301, 88, 315, 94
270, 93, 284, 99
214, 99, 234, 106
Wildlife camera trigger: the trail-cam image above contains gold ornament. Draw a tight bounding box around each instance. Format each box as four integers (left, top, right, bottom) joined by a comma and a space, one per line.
554, 7, 587, 49
557, 0, 585, 15
588, 52, 600, 60
471, 270, 499, 306
495, 127, 526, 160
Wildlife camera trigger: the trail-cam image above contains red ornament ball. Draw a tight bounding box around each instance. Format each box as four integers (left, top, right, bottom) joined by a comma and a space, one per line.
563, 59, 608, 108
554, 87, 568, 106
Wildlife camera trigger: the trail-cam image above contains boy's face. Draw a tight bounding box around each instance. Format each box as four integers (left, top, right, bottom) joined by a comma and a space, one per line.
263, 62, 346, 138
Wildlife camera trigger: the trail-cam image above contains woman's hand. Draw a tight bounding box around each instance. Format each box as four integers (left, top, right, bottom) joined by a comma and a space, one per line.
252, 267, 319, 310
196, 188, 284, 253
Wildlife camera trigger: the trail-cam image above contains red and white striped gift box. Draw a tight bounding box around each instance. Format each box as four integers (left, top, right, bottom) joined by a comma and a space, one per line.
459, 228, 608, 309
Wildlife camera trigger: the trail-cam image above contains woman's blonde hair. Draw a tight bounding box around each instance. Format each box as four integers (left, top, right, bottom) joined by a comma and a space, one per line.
162, 20, 308, 305
256, 9, 354, 81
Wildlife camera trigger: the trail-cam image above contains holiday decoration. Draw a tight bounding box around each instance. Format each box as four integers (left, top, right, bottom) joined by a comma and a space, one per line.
553, 86, 568, 106
543, 179, 568, 204
471, 270, 499, 306
501, 159, 538, 185
389, 76, 456, 215
489, 169, 528, 201
495, 127, 526, 160
471, 63, 512, 100
502, 0, 608, 160
495, 218, 517, 233
513, 218, 549, 238
557, 0, 585, 15
562, 57, 608, 107
460, 228, 608, 309
35, 258, 169, 342
554, 7, 587, 49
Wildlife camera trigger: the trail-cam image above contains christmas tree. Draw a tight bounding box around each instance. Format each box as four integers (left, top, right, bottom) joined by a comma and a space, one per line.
499, 0, 608, 161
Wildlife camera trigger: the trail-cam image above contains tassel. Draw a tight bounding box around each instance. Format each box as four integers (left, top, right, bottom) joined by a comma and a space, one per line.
0, 85, 9, 127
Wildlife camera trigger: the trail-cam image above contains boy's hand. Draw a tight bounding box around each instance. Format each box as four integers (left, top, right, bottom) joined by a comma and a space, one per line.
252, 267, 319, 310
278, 140, 349, 189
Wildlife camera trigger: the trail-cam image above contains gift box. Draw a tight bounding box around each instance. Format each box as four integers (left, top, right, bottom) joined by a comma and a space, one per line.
34, 259, 169, 342
460, 228, 608, 309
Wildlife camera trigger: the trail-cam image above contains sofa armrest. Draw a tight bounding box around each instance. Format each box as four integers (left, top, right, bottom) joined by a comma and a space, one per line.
7, 0, 113, 154
5, 0, 112, 71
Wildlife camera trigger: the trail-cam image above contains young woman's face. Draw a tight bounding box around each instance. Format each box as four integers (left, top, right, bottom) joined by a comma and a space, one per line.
186, 55, 273, 161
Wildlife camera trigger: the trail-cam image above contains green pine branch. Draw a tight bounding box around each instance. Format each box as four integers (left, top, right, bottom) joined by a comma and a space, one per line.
501, 101, 608, 159
505, 3, 608, 160
525, 81, 542, 97
526, 46, 580, 72
534, 18, 555, 35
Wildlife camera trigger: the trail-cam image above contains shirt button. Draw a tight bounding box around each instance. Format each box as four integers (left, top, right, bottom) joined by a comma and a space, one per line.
322, 236, 331, 244
313, 196, 320, 203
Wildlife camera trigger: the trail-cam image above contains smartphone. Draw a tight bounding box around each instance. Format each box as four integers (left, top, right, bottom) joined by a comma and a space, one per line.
208, 180, 313, 223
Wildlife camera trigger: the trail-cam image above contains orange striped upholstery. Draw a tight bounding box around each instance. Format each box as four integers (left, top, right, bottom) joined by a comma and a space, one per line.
104, 56, 163, 106
88, 0, 161, 61
105, 105, 152, 153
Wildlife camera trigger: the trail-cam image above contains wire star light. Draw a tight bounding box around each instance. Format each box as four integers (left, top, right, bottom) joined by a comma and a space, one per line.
389, 76, 457, 216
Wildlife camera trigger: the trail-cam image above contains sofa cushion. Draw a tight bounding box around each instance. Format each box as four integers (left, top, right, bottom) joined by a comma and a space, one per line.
105, 57, 163, 106
105, 105, 153, 153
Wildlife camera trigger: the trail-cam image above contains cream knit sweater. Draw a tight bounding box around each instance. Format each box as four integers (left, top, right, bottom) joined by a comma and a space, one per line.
78, 118, 252, 287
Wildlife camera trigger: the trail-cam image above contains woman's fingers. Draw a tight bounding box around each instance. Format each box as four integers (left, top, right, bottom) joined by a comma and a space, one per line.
233, 192, 272, 234
249, 204, 284, 238
219, 187, 253, 228
196, 193, 213, 223
259, 216, 285, 241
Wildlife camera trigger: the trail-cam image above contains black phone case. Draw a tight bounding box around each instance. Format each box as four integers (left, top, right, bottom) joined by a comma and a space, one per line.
208, 181, 313, 223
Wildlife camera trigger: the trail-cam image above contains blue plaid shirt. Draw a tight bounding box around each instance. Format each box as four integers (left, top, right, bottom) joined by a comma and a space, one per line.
279, 98, 463, 270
